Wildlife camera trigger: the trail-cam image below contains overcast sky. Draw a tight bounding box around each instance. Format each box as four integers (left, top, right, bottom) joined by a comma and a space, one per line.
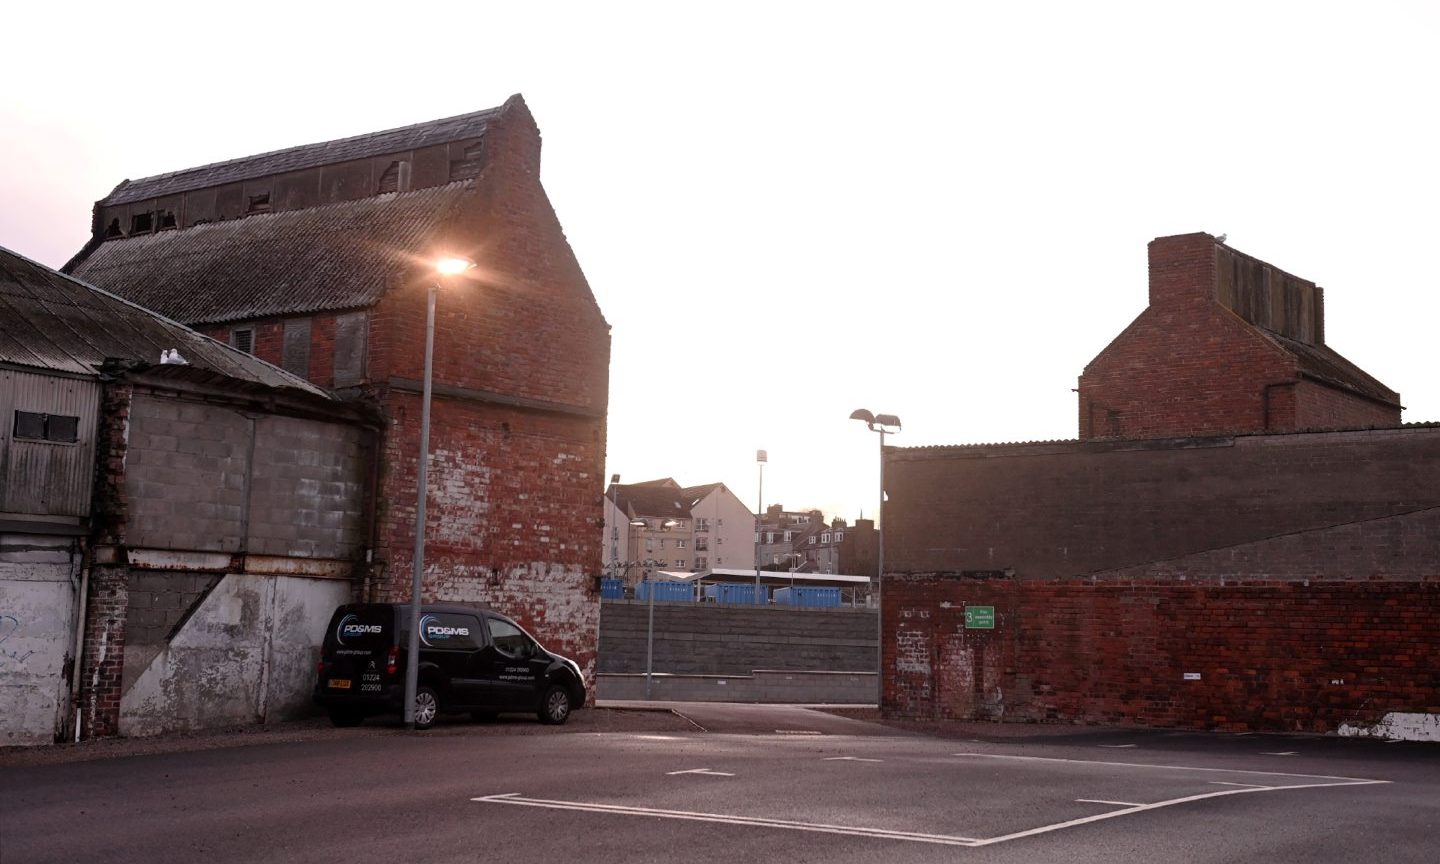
4, 2, 1437, 521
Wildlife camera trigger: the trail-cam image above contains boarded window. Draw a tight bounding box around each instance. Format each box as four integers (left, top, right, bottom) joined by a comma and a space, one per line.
333, 312, 368, 387
247, 193, 271, 213
282, 318, 313, 379
448, 139, 486, 181
13, 411, 79, 443
232, 327, 255, 355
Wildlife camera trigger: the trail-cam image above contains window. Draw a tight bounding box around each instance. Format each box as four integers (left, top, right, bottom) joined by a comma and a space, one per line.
418, 613, 480, 651
716, 537, 723, 545
822, 533, 831, 543
675, 539, 687, 549
835, 531, 844, 542
808, 536, 816, 545
695, 557, 708, 569
232, 327, 255, 355
646, 539, 654, 552
486, 617, 535, 658
13, 411, 79, 444
282, 318, 312, 379
157, 210, 177, 230
247, 192, 271, 213
784, 531, 793, 541
695, 518, 710, 532
695, 538, 708, 551
130, 212, 154, 234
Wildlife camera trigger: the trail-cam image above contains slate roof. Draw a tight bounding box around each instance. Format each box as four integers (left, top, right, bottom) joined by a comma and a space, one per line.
1264, 330, 1401, 407
0, 245, 331, 397
101, 106, 501, 206
68, 183, 474, 326
609, 483, 694, 520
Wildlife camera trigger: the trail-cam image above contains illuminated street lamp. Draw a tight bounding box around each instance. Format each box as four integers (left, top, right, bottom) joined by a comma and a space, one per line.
644, 518, 679, 699
404, 255, 475, 730
850, 408, 900, 704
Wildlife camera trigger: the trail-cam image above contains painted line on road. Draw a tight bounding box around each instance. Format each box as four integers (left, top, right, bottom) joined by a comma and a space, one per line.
473, 794, 982, 846
1209, 781, 1272, 789
825, 756, 884, 763
667, 768, 734, 777
1076, 799, 1145, 807
1097, 744, 1138, 749
950, 752, 1389, 784
1262, 751, 1298, 756
776, 730, 824, 735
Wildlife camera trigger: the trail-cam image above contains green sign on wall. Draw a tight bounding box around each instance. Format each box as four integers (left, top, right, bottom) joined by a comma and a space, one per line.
965, 606, 995, 629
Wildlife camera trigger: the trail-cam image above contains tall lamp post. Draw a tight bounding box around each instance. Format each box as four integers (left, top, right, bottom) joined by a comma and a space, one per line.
754, 449, 766, 605
850, 408, 900, 705
644, 518, 679, 699
403, 255, 475, 730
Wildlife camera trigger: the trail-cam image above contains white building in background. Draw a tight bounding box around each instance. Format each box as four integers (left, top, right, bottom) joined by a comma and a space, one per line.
603, 478, 755, 585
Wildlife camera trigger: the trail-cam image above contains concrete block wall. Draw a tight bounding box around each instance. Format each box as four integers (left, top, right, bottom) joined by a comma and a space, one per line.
597, 600, 877, 676
0, 535, 79, 745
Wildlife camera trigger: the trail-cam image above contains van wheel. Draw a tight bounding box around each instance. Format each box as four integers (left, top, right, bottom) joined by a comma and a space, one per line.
414, 685, 439, 730
538, 684, 572, 725
329, 710, 363, 728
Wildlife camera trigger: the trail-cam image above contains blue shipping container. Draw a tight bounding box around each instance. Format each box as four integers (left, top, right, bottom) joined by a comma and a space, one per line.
600, 578, 626, 600
636, 581, 694, 602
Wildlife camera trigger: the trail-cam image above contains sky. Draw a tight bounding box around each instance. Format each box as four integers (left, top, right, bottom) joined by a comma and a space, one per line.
4, 2, 1437, 522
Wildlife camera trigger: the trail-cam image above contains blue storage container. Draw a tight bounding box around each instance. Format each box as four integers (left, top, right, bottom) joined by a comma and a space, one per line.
600, 578, 626, 600
636, 580, 694, 602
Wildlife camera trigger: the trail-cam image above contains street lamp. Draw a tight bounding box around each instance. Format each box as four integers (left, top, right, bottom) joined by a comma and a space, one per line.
850, 408, 900, 706
403, 255, 475, 730
754, 449, 766, 606
644, 518, 679, 699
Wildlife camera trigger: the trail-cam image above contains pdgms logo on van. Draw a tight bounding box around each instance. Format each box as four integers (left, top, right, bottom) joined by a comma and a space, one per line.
335, 613, 383, 646
419, 614, 469, 647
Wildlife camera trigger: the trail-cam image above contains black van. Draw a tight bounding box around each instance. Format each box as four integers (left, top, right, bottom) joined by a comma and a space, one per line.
313, 603, 586, 729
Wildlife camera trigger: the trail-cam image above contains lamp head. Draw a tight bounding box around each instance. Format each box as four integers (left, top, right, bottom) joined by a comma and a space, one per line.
873, 413, 902, 431
849, 408, 875, 425
435, 256, 476, 276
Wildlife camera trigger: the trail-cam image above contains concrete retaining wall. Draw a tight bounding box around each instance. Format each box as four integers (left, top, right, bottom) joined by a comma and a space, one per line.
597, 670, 877, 704
597, 599, 877, 677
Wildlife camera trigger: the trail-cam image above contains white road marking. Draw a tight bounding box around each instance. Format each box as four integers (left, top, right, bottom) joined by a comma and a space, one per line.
1262, 751, 1297, 756
1209, 781, 1272, 789
1076, 799, 1145, 807
1097, 744, 1138, 748
776, 730, 823, 735
633, 735, 684, 741
474, 793, 982, 846
950, 752, 1386, 783
824, 756, 884, 763
666, 768, 734, 777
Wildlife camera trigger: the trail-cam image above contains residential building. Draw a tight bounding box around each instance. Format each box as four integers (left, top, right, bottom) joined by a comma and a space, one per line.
757, 504, 820, 570
63, 96, 611, 686
603, 478, 755, 584
796, 517, 878, 577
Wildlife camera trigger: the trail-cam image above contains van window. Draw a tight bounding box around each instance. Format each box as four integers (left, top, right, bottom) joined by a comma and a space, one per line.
487, 618, 535, 658
418, 613, 480, 651
327, 607, 392, 655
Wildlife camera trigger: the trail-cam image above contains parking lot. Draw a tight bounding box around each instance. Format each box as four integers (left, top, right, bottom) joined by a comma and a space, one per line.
3, 705, 1435, 863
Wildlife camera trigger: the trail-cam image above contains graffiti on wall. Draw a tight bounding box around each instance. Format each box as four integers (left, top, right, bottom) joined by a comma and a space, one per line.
0, 614, 36, 665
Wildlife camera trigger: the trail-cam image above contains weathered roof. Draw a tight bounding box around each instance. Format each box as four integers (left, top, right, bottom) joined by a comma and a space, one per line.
609, 483, 694, 520
1265, 330, 1401, 407
69, 183, 473, 325
101, 106, 501, 206
0, 245, 331, 397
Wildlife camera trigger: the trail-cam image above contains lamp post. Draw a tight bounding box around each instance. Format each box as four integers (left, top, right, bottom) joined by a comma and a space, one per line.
850, 408, 900, 706
403, 255, 475, 730
644, 518, 678, 699
754, 449, 766, 606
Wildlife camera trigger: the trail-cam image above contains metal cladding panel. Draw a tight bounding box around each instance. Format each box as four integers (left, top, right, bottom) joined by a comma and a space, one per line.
0, 368, 100, 517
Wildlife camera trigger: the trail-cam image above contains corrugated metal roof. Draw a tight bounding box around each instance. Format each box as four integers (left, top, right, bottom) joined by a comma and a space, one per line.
101, 105, 501, 205
0, 244, 331, 398
1265, 330, 1401, 407
69, 183, 473, 325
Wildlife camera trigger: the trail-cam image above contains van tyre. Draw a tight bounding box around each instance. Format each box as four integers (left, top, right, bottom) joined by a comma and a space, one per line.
539, 684, 572, 725
413, 685, 439, 730
329, 710, 364, 728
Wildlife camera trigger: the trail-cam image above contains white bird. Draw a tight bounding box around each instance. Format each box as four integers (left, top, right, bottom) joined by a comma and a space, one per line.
1215, 233, 1228, 244
160, 348, 188, 365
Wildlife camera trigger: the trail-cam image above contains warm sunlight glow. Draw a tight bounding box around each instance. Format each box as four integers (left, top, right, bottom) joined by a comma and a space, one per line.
435, 256, 475, 276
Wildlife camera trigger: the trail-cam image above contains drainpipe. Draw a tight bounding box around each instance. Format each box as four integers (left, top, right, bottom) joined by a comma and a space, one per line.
68, 538, 93, 743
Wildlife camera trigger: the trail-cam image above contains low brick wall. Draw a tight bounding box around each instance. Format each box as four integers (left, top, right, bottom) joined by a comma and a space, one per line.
598, 670, 877, 704
885, 573, 1440, 733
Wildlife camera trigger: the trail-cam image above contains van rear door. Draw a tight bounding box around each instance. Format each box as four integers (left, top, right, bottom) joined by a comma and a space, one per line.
321, 606, 396, 696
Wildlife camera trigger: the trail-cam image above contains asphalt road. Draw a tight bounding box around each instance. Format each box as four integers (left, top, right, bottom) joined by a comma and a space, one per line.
3, 706, 1437, 864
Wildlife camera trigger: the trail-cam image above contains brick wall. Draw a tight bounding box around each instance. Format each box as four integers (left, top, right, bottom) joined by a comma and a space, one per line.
1079, 233, 1399, 439
882, 425, 1440, 732
884, 574, 1440, 732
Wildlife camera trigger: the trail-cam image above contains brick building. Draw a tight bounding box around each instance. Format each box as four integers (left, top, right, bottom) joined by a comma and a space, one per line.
881, 233, 1438, 734
65, 95, 611, 691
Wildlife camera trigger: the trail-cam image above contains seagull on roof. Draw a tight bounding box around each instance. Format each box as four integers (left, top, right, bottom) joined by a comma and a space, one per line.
1215, 233, 1228, 244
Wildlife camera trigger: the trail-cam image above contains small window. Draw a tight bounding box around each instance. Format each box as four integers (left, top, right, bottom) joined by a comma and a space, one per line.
247, 193, 271, 213
675, 560, 685, 568
822, 533, 831, 544
418, 613, 480, 651
808, 536, 816, 545
487, 617, 535, 658
104, 218, 123, 238
13, 411, 80, 444
784, 531, 793, 541
157, 210, 177, 230
232, 327, 255, 355
130, 212, 154, 234
675, 539, 687, 549
835, 531, 844, 542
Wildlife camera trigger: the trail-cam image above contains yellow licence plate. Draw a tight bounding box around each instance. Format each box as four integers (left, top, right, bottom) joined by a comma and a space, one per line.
329, 678, 352, 689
